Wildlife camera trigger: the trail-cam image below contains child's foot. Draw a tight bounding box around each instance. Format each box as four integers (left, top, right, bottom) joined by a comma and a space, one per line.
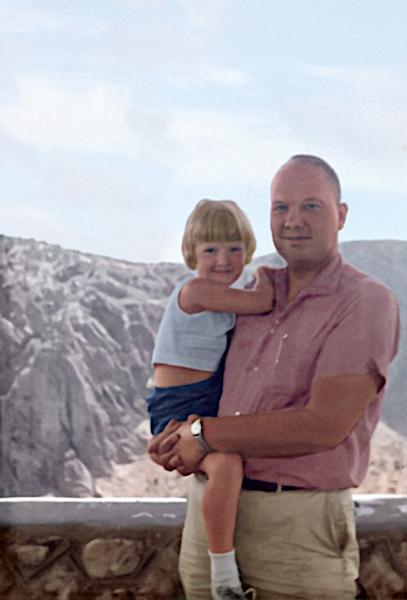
212, 585, 256, 600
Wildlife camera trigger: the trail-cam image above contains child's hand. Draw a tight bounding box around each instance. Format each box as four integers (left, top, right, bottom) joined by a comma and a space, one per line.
253, 266, 275, 311
253, 266, 274, 289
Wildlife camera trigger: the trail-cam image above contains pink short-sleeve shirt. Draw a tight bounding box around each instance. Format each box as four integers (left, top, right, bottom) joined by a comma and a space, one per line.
219, 255, 400, 489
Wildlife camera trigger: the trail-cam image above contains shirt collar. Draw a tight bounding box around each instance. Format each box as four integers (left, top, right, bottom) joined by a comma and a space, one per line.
274, 254, 343, 309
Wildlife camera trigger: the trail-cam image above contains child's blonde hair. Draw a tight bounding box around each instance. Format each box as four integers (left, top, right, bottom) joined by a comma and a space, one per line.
182, 199, 256, 270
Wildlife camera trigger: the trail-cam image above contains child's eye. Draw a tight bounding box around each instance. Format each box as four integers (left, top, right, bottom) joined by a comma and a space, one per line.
229, 246, 243, 253
203, 247, 216, 253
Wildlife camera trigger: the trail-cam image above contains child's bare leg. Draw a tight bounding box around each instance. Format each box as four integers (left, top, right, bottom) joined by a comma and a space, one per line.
200, 451, 243, 553
199, 452, 244, 599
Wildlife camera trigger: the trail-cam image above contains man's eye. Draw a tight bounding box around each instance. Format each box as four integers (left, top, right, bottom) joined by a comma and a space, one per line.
272, 205, 288, 212
304, 203, 320, 210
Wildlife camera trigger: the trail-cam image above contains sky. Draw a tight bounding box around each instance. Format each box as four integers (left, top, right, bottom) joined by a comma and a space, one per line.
1, 0, 406, 264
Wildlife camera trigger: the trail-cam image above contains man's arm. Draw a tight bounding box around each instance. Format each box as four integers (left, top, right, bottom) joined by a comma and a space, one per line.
148, 370, 380, 472
203, 370, 381, 456
149, 371, 383, 474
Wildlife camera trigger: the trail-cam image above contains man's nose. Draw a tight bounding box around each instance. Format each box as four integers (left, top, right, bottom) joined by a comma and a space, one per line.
284, 207, 304, 228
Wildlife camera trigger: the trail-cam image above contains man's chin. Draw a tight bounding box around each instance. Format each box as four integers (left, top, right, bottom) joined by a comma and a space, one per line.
285, 251, 337, 274
275, 243, 310, 263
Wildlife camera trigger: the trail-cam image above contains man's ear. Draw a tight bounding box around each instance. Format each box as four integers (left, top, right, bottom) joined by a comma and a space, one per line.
338, 202, 348, 231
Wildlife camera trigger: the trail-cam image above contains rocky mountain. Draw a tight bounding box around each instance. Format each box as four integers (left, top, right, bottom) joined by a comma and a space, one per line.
0, 235, 187, 496
0, 235, 405, 497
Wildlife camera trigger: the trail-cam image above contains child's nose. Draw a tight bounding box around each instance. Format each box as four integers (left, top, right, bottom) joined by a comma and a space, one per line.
216, 250, 230, 264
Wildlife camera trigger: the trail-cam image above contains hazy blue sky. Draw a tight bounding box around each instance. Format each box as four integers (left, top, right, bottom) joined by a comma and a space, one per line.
1, 1, 406, 263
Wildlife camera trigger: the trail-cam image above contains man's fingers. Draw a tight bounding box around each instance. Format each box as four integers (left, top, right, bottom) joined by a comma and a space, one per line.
158, 432, 180, 454
149, 452, 163, 467
162, 454, 194, 476
150, 451, 178, 472
147, 419, 181, 454
168, 454, 182, 470
177, 465, 194, 476
186, 414, 199, 424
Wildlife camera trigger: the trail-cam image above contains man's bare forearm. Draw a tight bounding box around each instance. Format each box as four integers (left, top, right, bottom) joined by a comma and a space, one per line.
203, 373, 379, 458
202, 407, 331, 458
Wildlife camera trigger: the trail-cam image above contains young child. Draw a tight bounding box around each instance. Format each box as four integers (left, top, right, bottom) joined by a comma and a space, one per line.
147, 199, 274, 600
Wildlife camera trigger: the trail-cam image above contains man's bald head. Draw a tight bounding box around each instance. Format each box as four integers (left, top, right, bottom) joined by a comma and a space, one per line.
275, 155, 342, 205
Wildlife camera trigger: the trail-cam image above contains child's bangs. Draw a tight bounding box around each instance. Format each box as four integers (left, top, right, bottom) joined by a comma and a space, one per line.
195, 209, 243, 243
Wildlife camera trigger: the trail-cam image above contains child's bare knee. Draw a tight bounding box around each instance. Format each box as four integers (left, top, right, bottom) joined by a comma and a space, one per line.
222, 452, 243, 473
203, 452, 243, 479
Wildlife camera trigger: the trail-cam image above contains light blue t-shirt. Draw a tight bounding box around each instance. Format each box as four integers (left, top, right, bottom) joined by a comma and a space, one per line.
152, 275, 235, 372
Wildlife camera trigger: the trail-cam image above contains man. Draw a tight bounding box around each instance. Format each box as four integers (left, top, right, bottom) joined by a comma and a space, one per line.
149, 155, 400, 600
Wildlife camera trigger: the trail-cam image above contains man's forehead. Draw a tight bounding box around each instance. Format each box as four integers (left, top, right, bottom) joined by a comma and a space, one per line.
271, 162, 336, 198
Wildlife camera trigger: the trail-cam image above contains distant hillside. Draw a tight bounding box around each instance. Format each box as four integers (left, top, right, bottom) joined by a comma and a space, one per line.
0, 235, 405, 497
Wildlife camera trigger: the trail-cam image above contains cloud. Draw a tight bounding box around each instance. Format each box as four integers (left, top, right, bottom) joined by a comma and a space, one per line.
0, 6, 66, 34
0, 126, 36, 166
306, 64, 404, 90
0, 5, 104, 35
178, 0, 229, 32
282, 64, 407, 195
0, 201, 65, 244
126, 105, 296, 187
166, 64, 254, 89
0, 75, 133, 152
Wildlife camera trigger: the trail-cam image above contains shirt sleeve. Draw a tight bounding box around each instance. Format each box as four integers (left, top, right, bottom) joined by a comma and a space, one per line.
315, 282, 400, 382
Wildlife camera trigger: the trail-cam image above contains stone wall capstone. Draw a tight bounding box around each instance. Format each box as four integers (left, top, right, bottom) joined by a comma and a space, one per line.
0, 495, 406, 599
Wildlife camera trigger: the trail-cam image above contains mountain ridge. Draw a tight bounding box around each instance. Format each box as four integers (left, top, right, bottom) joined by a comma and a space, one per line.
0, 234, 405, 496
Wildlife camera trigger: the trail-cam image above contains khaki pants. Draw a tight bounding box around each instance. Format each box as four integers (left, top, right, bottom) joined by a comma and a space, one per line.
179, 477, 359, 600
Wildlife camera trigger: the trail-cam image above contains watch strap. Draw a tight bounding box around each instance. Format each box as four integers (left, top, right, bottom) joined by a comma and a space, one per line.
191, 418, 213, 453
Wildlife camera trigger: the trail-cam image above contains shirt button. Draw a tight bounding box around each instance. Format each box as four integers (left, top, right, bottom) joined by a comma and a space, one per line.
275, 319, 280, 325
253, 366, 259, 372
269, 328, 275, 334
235, 411, 241, 416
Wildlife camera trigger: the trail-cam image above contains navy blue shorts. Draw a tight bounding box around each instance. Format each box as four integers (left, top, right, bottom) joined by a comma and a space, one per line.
146, 368, 223, 435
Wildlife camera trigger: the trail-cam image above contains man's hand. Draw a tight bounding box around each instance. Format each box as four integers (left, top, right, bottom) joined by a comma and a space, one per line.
148, 415, 208, 475
170, 415, 208, 475
148, 419, 183, 471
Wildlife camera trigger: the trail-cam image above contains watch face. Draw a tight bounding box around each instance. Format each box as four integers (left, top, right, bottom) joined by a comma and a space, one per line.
191, 420, 201, 435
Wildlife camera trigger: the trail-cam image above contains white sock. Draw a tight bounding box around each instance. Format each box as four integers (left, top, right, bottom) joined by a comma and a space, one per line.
208, 548, 242, 591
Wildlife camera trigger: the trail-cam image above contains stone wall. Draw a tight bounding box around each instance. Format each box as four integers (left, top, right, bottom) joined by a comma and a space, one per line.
0, 495, 406, 600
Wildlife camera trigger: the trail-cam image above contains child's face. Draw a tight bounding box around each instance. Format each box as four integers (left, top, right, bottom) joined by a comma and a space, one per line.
194, 240, 246, 286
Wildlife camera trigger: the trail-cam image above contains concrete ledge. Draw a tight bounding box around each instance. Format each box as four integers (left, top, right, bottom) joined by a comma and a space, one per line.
0, 495, 406, 599
0, 497, 187, 528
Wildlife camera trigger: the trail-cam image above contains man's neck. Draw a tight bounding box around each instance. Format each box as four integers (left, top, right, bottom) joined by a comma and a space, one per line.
286, 254, 336, 303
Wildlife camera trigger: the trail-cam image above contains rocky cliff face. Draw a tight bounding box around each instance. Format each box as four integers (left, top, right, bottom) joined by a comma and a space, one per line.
0, 235, 405, 497
0, 235, 187, 496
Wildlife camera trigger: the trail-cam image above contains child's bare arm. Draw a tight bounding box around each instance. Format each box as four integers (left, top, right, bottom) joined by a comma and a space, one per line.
179, 268, 274, 315
253, 265, 275, 290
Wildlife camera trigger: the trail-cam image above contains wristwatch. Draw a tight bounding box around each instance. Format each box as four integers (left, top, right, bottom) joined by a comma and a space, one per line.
190, 418, 213, 454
